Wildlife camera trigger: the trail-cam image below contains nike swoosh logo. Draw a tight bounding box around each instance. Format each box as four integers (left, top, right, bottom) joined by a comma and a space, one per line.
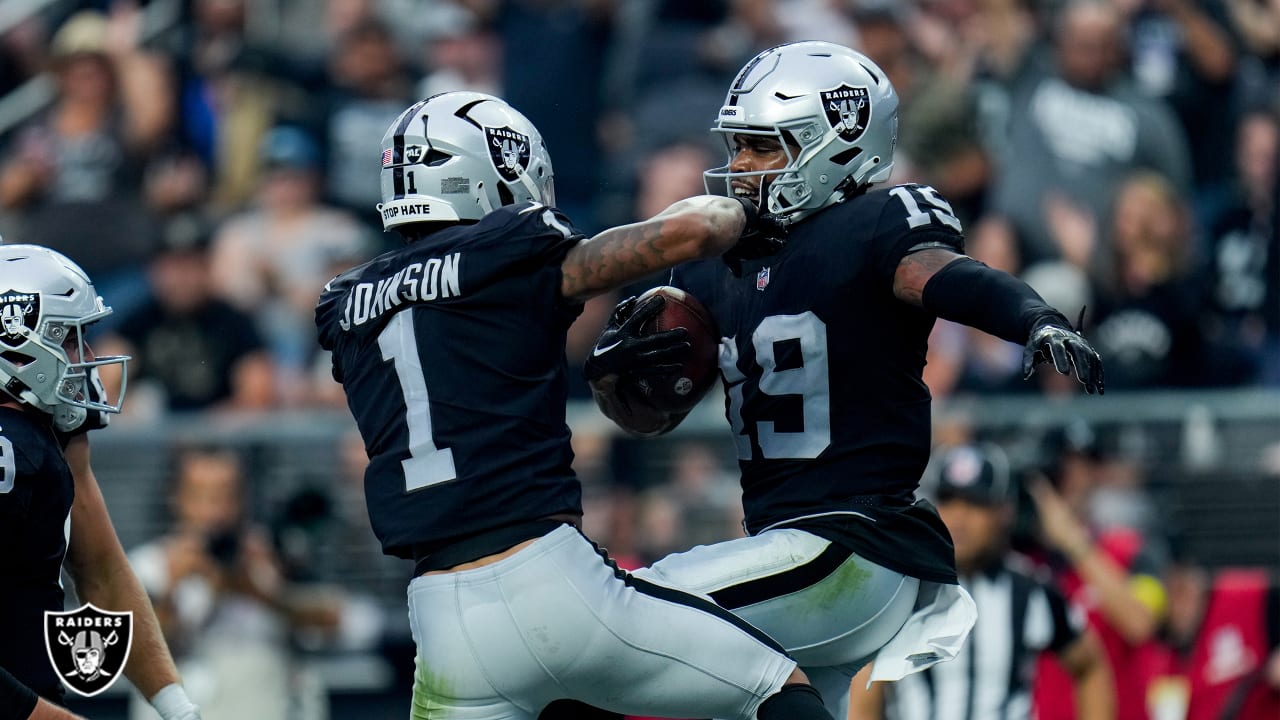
593, 340, 623, 357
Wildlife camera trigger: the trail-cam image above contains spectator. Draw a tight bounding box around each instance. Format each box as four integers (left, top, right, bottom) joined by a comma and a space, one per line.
1142, 539, 1280, 720
1028, 420, 1168, 720
127, 446, 334, 720
96, 213, 276, 415
315, 18, 415, 228
209, 125, 369, 402
663, 441, 744, 550
1120, 0, 1240, 197
0, 8, 174, 321
500, 0, 619, 229
1199, 108, 1280, 386
1090, 172, 1207, 389
851, 443, 1114, 720
162, 0, 287, 211
413, 3, 503, 99
1225, 0, 1280, 102
988, 0, 1192, 268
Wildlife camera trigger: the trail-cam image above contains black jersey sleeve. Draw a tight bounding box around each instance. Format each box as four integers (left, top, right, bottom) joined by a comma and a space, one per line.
0, 665, 39, 720
452, 203, 585, 298
870, 184, 966, 286
316, 203, 584, 356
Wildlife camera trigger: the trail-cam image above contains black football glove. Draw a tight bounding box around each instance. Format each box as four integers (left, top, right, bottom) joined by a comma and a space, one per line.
724, 197, 789, 268
583, 295, 691, 383
1022, 308, 1105, 395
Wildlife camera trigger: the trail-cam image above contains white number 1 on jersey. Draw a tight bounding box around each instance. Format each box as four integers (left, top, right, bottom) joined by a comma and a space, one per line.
379, 312, 458, 492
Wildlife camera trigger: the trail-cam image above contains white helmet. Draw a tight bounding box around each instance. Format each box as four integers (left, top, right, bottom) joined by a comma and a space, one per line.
704, 41, 899, 223
0, 244, 128, 431
376, 91, 555, 231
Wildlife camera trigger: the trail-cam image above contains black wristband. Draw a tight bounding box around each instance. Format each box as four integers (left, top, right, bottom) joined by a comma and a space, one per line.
921, 257, 1069, 344
0, 666, 39, 720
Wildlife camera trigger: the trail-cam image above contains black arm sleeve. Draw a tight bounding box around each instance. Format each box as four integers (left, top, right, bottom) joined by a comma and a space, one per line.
0, 665, 39, 720
920, 257, 1070, 344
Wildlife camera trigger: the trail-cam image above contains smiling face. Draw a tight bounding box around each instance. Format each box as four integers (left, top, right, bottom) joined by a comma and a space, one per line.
726, 133, 797, 205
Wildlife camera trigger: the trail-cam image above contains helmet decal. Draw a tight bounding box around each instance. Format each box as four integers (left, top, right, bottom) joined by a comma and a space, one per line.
486, 126, 530, 182
377, 92, 554, 230
820, 85, 871, 143
0, 290, 38, 347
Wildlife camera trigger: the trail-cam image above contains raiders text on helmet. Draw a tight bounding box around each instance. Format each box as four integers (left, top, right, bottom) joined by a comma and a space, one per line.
377, 92, 555, 230
0, 245, 128, 431
705, 41, 899, 222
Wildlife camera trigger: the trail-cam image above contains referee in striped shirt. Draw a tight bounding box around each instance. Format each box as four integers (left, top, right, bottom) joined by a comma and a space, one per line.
850, 443, 1114, 720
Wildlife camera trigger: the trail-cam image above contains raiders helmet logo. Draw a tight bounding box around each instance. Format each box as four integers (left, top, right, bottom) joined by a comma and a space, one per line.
404, 144, 426, 164
485, 126, 530, 182
0, 290, 39, 348
820, 85, 871, 143
44, 604, 133, 697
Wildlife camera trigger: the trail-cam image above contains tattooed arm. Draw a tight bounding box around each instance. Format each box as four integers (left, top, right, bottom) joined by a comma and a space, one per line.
892, 247, 965, 307
560, 196, 747, 302
897, 246, 1103, 392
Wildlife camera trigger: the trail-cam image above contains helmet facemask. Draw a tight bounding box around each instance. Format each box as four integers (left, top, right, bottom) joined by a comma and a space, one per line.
705, 123, 830, 217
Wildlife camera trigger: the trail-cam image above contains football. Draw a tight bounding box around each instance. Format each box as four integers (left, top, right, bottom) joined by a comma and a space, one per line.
631, 285, 720, 415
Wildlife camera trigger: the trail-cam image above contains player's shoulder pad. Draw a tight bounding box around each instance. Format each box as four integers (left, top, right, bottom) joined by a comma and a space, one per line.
476, 202, 583, 243
315, 260, 375, 349
0, 405, 60, 469
868, 182, 966, 251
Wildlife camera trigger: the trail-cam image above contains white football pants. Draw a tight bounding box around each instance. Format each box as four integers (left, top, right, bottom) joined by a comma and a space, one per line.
405, 524, 797, 720
634, 528, 924, 719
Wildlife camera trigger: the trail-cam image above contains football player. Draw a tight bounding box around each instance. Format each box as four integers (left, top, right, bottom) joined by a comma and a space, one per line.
315, 91, 835, 720
0, 245, 199, 720
585, 41, 1105, 717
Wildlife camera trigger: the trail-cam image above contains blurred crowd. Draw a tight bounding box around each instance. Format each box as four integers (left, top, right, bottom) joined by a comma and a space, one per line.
2, 1, 1277, 718
0, 0, 1277, 419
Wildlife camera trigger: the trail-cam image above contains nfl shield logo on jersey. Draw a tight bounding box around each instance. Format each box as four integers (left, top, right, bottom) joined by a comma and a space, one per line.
44, 604, 133, 697
0, 290, 39, 348
820, 84, 871, 143
756, 267, 771, 291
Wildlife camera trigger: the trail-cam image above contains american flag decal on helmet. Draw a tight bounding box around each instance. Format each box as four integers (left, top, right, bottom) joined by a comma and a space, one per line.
382, 148, 395, 167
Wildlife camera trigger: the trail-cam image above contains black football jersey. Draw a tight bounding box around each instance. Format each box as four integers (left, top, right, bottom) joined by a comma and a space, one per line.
316, 203, 585, 559
673, 184, 966, 583
0, 406, 74, 700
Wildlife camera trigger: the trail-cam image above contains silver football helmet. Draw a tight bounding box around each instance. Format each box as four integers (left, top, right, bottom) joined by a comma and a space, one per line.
705, 41, 899, 222
0, 244, 128, 431
377, 91, 555, 230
